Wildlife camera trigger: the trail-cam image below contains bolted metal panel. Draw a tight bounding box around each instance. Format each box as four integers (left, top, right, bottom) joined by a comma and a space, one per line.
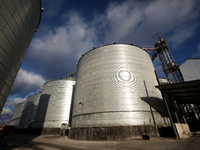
0, 14, 7, 31
0, 79, 4, 92
0, 0, 42, 112
0, 47, 14, 72
10, 102, 25, 126
0, 31, 20, 67
3, 0, 17, 15
17, 94, 41, 129
71, 44, 169, 127
0, 63, 14, 90
32, 78, 76, 129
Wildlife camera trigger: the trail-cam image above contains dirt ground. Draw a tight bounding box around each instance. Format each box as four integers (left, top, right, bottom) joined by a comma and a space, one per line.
1, 133, 200, 150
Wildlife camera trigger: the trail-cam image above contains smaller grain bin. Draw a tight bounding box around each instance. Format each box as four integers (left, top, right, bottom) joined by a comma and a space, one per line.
32, 77, 76, 134
10, 102, 25, 127
17, 94, 41, 129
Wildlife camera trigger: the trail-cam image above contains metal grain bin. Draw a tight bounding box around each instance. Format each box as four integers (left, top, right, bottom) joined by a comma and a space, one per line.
71, 44, 169, 127
0, 0, 42, 113
17, 94, 40, 129
10, 102, 25, 126
32, 77, 76, 129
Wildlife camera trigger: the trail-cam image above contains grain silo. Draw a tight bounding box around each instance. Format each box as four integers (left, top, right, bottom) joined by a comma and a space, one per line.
70, 44, 170, 140
10, 102, 25, 127
17, 94, 40, 129
32, 77, 76, 134
0, 0, 43, 113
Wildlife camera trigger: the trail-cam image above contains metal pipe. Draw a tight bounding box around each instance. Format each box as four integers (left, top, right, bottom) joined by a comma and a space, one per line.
154, 70, 179, 139
163, 96, 180, 139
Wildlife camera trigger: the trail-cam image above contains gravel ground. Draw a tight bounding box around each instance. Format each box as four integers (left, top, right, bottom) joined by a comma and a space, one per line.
1, 133, 200, 150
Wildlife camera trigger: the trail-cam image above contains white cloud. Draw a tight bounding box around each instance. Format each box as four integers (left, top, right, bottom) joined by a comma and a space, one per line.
105, 0, 143, 42
15, 69, 45, 90
23, 0, 200, 81
104, 1, 143, 43
10, 69, 45, 95
24, 12, 99, 79
13, 98, 26, 104
169, 23, 199, 48
103, 0, 200, 47
1, 108, 13, 116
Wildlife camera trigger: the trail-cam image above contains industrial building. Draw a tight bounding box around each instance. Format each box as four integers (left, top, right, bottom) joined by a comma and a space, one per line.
150, 33, 200, 138
0, 0, 43, 113
179, 58, 200, 81
9, 32, 200, 140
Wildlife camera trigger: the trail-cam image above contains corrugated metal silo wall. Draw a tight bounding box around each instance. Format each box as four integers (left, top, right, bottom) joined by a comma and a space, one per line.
180, 59, 200, 81
17, 94, 40, 129
10, 102, 25, 126
71, 44, 169, 127
32, 78, 76, 129
0, 0, 42, 112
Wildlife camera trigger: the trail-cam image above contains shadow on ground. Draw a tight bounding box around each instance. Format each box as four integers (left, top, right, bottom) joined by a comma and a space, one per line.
0, 127, 40, 150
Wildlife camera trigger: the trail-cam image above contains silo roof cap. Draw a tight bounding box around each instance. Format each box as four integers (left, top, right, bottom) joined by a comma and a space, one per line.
77, 43, 148, 65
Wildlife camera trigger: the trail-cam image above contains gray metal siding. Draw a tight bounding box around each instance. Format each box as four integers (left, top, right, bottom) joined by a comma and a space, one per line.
0, 0, 42, 112
180, 59, 200, 81
72, 44, 169, 127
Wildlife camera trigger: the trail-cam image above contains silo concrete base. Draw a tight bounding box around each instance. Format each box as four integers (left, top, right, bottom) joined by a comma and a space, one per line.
69, 125, 174, 140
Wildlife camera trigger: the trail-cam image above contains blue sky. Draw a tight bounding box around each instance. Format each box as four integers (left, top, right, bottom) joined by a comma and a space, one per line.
1, 0, 200, 123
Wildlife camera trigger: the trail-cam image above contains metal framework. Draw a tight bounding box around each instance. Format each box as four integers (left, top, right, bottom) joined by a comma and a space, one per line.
151, 32, 184, 83
64, 71, 77, 78
156, 79, 200, 132
152, 33, 200, 133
